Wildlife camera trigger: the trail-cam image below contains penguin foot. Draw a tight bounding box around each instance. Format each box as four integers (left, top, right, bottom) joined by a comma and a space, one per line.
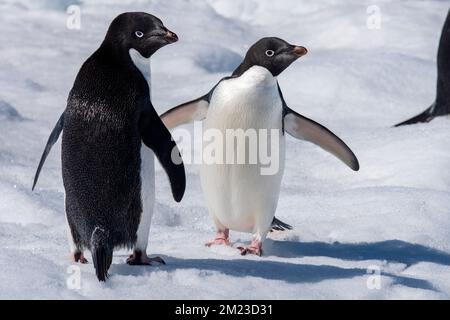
238, 246, 262, 256
238, 240, 263, 256
205, 238, 230, 247
72, 251, 88, 264
126, 250, 166, 265
205, 230, 230, 247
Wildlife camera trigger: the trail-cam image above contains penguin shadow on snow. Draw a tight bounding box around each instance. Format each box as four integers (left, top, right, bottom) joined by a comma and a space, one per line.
107, 239, 448, 292
263, 239, 450, 267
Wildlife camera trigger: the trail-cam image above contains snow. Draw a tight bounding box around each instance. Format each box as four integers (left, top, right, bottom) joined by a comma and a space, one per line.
0, 0, 449, 299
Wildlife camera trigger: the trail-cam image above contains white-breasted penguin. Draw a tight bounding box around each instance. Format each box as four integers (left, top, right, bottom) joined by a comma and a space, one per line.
161, 37, 359, 256
32, 12, 185, 281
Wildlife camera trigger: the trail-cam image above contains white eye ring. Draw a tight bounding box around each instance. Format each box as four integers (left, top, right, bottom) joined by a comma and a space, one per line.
265, 50, 275, 57
135, 31, 144, 38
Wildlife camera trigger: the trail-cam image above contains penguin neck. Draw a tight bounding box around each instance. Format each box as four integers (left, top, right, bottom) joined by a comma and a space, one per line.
236, 65, 277, 88
93, 44, 152, 96
129, 48, 152, 96
232, 61, 252, 77
233, 62, 277, 78
98, 39, 131, 63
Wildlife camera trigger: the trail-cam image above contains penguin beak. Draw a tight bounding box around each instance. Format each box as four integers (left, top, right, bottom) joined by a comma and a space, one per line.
292, 46, 308, 57
164, 30, 179, 43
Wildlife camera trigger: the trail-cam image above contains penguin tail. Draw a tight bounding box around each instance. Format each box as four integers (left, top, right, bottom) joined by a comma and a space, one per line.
270, 217, 293, 232
90, 227, 113, 282
394, 104, 435, 127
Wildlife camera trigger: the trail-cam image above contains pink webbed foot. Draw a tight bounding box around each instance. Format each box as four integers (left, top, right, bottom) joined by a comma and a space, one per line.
205, 230, 230, 247
126, 250, 166, 266
72, 251, 88, 264
205, 238, 230, 247
238, 240, 263, 256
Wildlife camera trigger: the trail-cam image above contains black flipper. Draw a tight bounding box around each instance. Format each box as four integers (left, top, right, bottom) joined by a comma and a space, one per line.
278, 85, 359, 171
394, 105, 435, 127
140, 106, 186, 202
160, 76, 236, 129
270, 217, 293, 232
32, 113, 65, 190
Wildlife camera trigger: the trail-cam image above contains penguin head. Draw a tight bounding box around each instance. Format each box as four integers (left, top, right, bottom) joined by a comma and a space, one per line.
234, 37, 307, 77
104, 12, 178, 58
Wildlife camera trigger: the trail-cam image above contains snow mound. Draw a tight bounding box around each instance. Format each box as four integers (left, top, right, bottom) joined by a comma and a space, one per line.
0, 100, 23, 121
194, 46, 242, 73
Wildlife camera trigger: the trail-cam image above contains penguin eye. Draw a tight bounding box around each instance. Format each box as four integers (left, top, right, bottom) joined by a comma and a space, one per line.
265, 50, 275, 57
135, 31, 144, 38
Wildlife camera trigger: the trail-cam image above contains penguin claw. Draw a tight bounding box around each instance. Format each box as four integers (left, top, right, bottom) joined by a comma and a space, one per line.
79, 257, 89, 264
237, 245, 263, 256
72, 252, 89, 264
126, 251, 166, 265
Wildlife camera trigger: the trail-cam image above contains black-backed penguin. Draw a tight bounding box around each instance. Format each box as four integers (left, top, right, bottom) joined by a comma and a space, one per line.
395, 9, 450, 126
161, 37, 359, 256
32, 12, 185, 281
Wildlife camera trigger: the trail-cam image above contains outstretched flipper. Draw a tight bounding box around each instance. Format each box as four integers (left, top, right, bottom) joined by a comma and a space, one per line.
140, 106, 186, 202
160, 77, 236, 129
161, 95, 210, 130
279, 85, 359, 171
32, 113, 65, 190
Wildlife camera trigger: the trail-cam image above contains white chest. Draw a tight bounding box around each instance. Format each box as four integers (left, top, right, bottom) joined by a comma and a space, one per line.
206, 66, 283, 129
129, 49, 156, 248
200, 66, 286, 233
129, 48, 152, 96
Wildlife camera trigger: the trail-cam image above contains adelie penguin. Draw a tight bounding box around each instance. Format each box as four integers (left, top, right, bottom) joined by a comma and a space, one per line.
395, 9, 450, 126
32, 12, 185, 281
161, 37, 359, 256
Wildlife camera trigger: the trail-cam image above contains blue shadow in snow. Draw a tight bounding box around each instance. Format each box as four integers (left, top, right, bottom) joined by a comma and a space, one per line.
264, 239, 450, 267
110, 254, 436, 292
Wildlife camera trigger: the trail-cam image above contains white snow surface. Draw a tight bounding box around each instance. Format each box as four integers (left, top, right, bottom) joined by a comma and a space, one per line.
1, 0, 450, 299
